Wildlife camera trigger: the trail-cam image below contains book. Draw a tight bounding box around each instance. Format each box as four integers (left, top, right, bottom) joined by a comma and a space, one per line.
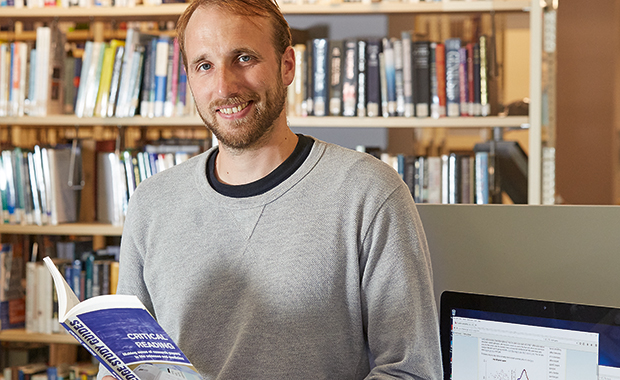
392, 38, 404, 116
365, 39, 381, 118
433, 42, 446, 118
401, 32, 414, 118
479, 35, 490, 116
107, 45, 125, 118
42, 257, 204, 380
341, 39, 357, 117
458, 47, 469, 116
356, 39, 367, 117
445, 38, 461, 117
413, 41, 431, 118
312, 38, 328, 117
382, 38, 396, 116
328, 40, 343, 116
0, 243, 26, 330
154, 36, 170, 118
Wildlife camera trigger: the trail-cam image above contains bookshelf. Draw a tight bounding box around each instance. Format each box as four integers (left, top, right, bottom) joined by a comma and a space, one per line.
0, 0, 554, 365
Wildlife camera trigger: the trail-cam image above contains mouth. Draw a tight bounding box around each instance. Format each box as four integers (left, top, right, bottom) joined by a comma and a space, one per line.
217, 101, 251, 116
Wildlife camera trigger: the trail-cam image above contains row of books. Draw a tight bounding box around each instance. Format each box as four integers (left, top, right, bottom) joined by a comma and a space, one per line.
377, 150, 495, 204
0, 146, 81, 226
0, 0, 181, 8
97, 142, 202, 225
26, 245, 120, 335
288, 33, 495, 119
0, 0, 479, 8
71, 31, 194, 118
4, 362, 99, 380
0, 26, 65, 117
0, 27, 197, 119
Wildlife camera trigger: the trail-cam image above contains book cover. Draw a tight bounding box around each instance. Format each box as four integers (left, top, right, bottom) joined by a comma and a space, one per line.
341, 39, 357, 117
445, 38, 461, 117
312, 38, 328, 117
328, 40, 343, 116
127, 45, 146, 118
413, 41, 431, 118
365, 39, 381, 118
95, 40, 124, 118
43, 257, 204, 380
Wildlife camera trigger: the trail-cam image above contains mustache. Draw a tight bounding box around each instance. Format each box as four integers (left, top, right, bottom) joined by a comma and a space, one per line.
211, 95, 259, 111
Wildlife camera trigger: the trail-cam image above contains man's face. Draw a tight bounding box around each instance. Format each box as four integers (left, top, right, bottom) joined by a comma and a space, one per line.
184, 6, 291, 150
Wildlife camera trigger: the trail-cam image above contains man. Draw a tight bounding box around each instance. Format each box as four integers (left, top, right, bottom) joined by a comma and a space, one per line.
99, 0, 442, 378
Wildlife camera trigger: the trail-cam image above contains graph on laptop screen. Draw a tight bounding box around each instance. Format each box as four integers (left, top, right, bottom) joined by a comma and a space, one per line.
440, 291, 620, 380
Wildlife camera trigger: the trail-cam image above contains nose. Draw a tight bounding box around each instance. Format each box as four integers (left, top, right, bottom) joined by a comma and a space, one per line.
216, 66, 239, 98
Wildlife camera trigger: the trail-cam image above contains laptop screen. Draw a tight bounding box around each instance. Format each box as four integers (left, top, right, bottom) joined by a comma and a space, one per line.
440, 291, 620, 380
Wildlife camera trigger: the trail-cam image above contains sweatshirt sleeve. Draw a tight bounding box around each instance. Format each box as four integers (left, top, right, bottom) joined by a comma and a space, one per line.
360, 183, 443, 379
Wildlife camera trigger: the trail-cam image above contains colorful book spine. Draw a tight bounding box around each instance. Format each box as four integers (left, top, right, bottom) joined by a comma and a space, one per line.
312, 38, 328, 117
342, 39, 357, 117
356, 39, 367, 117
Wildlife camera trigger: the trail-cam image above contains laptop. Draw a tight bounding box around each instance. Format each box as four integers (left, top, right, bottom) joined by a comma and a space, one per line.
440, 291, 620, 380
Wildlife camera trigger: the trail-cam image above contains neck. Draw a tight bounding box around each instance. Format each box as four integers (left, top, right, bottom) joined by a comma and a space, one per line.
215, 119, 298, 186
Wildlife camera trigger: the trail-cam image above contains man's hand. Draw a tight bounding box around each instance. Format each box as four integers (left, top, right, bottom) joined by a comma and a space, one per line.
101, 376, 116, 380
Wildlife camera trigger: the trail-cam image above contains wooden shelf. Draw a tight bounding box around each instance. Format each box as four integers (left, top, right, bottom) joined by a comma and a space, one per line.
0, 115, 528, 129
0, 223, 123, 236
0, 329, 79, 345
0, 0, 530, 21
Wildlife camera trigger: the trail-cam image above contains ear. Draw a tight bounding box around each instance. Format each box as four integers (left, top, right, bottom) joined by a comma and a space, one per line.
280, 46, 296, 87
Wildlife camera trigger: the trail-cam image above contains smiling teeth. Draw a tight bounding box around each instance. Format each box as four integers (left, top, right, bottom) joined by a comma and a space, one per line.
219, 102, 249, 115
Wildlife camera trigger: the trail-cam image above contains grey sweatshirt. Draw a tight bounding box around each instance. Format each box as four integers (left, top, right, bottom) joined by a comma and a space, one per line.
99, 138, 442, 379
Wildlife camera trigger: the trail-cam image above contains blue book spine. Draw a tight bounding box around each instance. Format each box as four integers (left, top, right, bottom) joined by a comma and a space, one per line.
72, 259, 82, 301
382, 38, 396, 117
154, 36, 170, 118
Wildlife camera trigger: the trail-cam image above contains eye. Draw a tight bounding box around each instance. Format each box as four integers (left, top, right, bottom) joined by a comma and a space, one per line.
239, 55, 252, 63
198, 62, 212, 71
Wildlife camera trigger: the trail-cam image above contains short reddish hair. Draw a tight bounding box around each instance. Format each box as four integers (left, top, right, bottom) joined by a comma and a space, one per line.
176, 0, 292, 70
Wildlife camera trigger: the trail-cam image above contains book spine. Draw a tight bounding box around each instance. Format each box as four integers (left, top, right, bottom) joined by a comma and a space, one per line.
475, 151, 489, 204
154, 36, 170, 118
341, 39, 357, 117
466, 43, 475, 117
479, 35, 490, 116
458, 46, 469, 116
401, 32, 414, 117
472, 43, 482, 116
328, 40, 343, 116
139, 40, 154, 118
392, 38, 404, 116
382, 38, 396, 116
413, 41, 431, 118
356, 39, 367, 117
303, 39, 313, 116
312, 38, 328, 117
106, 46, 125, 118
445, 38, 461, 117
365, 39, 381, 118
164, 37, 177, 117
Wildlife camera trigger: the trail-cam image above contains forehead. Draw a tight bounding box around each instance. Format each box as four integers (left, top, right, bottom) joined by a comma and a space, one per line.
185, 5, 273, 47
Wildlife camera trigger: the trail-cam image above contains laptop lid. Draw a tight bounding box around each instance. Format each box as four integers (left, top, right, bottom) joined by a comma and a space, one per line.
440, 291, 620, 380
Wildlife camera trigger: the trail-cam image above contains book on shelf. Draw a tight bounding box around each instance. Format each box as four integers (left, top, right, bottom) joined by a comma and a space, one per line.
42, 256, 204, 380
341, 39, 357, 117
328, 40, 343, 117
312, 38, 328, 117
0, 243, 26, 330
356, 39, 367, 117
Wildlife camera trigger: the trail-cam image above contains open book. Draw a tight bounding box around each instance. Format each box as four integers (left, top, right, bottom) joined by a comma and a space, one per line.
42, 257, 203, 380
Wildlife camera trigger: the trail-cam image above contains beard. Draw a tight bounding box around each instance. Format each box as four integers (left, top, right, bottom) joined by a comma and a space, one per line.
197, 76, 287, 151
